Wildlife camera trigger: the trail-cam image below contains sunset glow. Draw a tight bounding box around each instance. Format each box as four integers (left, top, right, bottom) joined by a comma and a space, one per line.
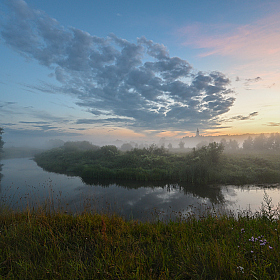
0, 0, 279, 146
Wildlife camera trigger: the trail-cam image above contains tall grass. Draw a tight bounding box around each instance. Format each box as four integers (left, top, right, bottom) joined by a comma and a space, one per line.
1, 194, 280, 279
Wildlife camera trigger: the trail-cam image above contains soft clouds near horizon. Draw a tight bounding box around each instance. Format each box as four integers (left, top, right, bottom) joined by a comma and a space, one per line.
0, 0, 236, 134
178, 10, 280, 60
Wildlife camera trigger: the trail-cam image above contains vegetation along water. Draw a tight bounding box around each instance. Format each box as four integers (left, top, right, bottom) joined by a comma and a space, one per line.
2, 131, 280, 278
34, 140, 280, 186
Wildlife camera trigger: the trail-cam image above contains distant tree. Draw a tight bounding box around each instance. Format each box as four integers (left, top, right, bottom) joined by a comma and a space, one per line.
243, 136, 254, 150
220, 139, 239, 151
266, 133, 280, 151
220, 138, 227, 148
147, 144, 167, 155
228, 139, 239, 151
64, 141, 99, 151
207, 142, 224, 164
196, 140, 208, 149
0, 128, 4, 158
100, 145, 119, 158
158, 137, 166, 148
192, 142, 224, 165
120, 143, 133, 152
275, 133, 280, 150
167, 143, 172, 150
46, 139, 64, 149
253, 134, 266, 150
178, 141, 185, 149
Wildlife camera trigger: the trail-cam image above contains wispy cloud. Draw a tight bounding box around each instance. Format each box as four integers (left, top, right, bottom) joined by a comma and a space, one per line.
225, 111, 259, 122
178, 11, 280, 60
0, 0, 236, 133
266, 122, 280, 127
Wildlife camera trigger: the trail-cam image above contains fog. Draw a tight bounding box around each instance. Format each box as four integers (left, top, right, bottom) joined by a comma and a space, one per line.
2, 132, 279, 160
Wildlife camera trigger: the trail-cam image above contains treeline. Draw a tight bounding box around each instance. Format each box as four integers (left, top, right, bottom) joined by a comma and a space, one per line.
34, 141, 225, 185
34, 140, 280, 185
243, 133, 280, 151
220, 133, 280, 152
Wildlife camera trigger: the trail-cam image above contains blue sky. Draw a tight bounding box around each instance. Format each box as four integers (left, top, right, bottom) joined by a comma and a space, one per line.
1, 0, 280, 146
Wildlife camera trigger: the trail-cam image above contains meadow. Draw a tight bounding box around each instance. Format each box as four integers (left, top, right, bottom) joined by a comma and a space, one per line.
1, 194, 280, 279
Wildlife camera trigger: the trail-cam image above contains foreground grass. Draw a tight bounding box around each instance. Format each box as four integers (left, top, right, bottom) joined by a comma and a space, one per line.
1, 203, 280, 279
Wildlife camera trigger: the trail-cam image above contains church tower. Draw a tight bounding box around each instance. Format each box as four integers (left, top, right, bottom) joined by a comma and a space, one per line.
196, 128, 199, 137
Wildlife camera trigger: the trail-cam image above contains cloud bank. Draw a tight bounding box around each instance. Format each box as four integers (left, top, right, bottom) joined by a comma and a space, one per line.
1, 0, 235, 133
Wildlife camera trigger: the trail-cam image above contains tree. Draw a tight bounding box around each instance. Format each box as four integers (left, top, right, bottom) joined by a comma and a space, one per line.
100, 145, 119, 158
196, 140, 208, 149
207, 142, 224, 164
178, 141, 185, 149
228, 139, 239, 151
243, 136, 254, 150
120, 143, 133, 152
253, 134, 266, 150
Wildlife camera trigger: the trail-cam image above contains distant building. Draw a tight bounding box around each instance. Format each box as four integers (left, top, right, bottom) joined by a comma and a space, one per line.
196, 128, 200, 137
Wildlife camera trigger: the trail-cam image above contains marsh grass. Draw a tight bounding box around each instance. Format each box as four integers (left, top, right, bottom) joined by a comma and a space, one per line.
1, 192, 280, 279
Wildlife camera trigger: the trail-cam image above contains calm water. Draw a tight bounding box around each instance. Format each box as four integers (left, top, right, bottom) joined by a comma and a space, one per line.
1, 158, 280, 221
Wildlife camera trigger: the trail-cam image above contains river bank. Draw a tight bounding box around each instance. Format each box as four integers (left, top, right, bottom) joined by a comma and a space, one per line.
1, 200, 280, 279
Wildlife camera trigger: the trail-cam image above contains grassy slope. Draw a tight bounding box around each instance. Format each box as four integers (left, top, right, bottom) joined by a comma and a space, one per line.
1, 205, 280, 279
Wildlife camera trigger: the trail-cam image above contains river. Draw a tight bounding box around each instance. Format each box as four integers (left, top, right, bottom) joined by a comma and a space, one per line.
1, 158, 280, 221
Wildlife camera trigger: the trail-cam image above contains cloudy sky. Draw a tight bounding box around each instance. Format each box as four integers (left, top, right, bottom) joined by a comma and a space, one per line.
0, 0, 279, 146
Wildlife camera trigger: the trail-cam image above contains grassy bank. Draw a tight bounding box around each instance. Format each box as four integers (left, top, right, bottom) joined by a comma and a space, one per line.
34, 142, 280, 185
1, 199, 280, 279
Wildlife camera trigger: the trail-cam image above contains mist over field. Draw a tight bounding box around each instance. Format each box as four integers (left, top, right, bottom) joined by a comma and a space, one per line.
1, 1, 280, 278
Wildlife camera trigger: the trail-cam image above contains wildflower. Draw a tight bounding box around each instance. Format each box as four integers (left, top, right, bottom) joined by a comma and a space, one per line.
251, 250, 254, 253
241, 228, 245, 233
269, 246, 273, 249
249, 236, 256, 242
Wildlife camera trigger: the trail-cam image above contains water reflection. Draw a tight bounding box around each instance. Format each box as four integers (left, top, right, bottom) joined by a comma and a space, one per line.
83, 178, 226, 204
1, 158, 280, 222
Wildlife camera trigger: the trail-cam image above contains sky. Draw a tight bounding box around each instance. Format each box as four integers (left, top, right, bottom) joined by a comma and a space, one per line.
0, 0, 280, 147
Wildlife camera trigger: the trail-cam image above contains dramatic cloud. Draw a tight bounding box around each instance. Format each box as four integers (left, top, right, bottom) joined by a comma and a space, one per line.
0, 0, 235, 132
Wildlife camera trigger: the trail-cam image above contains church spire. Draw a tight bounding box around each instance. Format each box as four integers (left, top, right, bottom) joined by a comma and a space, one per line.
196, 128, 199, 137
